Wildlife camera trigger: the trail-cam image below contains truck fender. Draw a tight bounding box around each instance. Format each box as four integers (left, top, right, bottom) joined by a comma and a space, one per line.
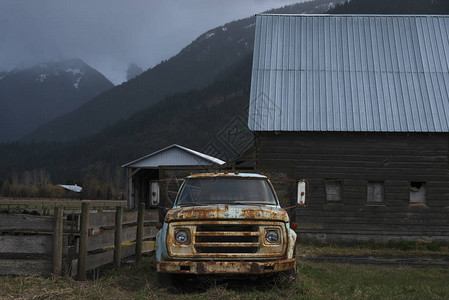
286, 226, 297, 259
155, 222, 169, 261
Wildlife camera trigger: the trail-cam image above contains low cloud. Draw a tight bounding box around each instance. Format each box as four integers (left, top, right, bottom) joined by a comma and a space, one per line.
0, 0, 302, 84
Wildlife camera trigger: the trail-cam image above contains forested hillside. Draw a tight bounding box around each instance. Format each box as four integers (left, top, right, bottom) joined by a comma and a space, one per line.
0, 55, 253, 198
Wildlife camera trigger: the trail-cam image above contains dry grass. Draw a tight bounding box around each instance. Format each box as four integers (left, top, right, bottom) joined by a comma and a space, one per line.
0, 275, 131, 300
1, 243, 449, 300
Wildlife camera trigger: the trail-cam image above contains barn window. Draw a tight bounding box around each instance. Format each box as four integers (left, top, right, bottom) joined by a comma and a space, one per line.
410, 182, 426, 205
325, 180, 342, 203
367, 181, 384, 204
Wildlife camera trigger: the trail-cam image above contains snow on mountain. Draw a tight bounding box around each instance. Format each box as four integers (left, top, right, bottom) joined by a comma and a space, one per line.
65, 68, 82, 75
205, 32, 215, 39
36, 73, 49, 82
65, 68, 84, 90
73, 76, 81, 89
0, 58, 114, 142
30, 61, 88, 91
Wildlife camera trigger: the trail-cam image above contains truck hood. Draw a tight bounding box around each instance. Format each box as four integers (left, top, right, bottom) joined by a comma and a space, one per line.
165, 204, 289, 223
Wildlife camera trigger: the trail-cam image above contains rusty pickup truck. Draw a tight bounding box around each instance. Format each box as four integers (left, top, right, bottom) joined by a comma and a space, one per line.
154, 172, 305, 281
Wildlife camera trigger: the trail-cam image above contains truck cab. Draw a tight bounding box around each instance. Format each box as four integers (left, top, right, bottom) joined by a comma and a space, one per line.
154, 172, 299, 277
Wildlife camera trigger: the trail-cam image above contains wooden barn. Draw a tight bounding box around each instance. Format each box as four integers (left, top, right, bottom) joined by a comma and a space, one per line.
248, 14, 449, 241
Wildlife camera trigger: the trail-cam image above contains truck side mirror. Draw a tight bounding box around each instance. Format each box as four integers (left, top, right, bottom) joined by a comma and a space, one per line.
297, 181, 306, 205
150, 181, 160, 206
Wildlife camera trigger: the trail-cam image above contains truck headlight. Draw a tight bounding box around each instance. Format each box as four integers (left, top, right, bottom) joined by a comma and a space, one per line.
175, 230, 189, 244
265, 230, 279, 243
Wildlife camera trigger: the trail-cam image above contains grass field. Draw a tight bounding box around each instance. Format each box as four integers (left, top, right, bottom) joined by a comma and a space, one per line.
1, 242, 449, 300
298, 240, 449, 258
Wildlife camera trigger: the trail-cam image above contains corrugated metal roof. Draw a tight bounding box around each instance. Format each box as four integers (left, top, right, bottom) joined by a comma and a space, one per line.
59, 184, 82, 193
248, 14, 449, 132
122, 144, 225, 168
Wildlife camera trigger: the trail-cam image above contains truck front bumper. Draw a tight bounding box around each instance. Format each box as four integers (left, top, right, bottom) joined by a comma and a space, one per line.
157, 258, 296, 274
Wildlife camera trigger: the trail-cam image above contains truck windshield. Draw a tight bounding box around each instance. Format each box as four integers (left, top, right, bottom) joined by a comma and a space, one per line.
175, 178, 277, 206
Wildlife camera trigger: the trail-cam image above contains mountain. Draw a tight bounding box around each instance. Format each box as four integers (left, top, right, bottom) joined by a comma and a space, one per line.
0, 55, 253, 182
23, 0, 343, 143
0, 59, 114, 142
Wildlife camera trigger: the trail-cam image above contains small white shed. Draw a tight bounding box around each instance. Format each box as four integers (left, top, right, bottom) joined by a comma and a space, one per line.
122, 144, 224, 209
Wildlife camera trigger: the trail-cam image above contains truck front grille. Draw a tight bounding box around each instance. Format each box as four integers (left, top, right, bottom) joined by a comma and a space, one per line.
167, 221, 286, 259
197, 224, 258, 232
194, 224, 260, 254
196, 247, 258, 254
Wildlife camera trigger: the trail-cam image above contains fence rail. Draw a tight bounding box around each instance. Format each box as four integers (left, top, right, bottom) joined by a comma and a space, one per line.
0, 198, 127, 213
0, 200, 158, 279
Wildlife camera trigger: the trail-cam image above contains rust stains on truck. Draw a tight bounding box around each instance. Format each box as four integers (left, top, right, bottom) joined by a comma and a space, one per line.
165, 205, 289, 223
157, 258, 296, 274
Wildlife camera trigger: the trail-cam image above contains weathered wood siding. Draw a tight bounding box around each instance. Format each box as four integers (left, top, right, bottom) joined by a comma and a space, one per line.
256, 132, 449, 241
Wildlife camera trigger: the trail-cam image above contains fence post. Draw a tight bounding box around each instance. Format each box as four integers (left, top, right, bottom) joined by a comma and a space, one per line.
52, 206, 63, 276
114, 206, 123, 269
77, 201, 89, 281
135, 203, 145, 263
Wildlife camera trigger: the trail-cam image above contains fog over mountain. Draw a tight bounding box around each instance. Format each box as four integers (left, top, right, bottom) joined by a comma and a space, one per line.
0, 0, 305, 84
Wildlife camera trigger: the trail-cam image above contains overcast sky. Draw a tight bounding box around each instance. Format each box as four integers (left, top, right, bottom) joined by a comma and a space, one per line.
0, 0, 304, 84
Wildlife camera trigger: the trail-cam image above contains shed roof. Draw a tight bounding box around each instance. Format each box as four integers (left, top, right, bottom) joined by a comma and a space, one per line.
121, 144, 225, 168
59, 184, 82, 193
248, 14, 449, 132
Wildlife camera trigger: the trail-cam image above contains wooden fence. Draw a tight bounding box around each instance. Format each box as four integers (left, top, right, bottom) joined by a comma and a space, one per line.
0, 208, 66, 276
0, 200, 158, 279
0, 197, 127, 214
